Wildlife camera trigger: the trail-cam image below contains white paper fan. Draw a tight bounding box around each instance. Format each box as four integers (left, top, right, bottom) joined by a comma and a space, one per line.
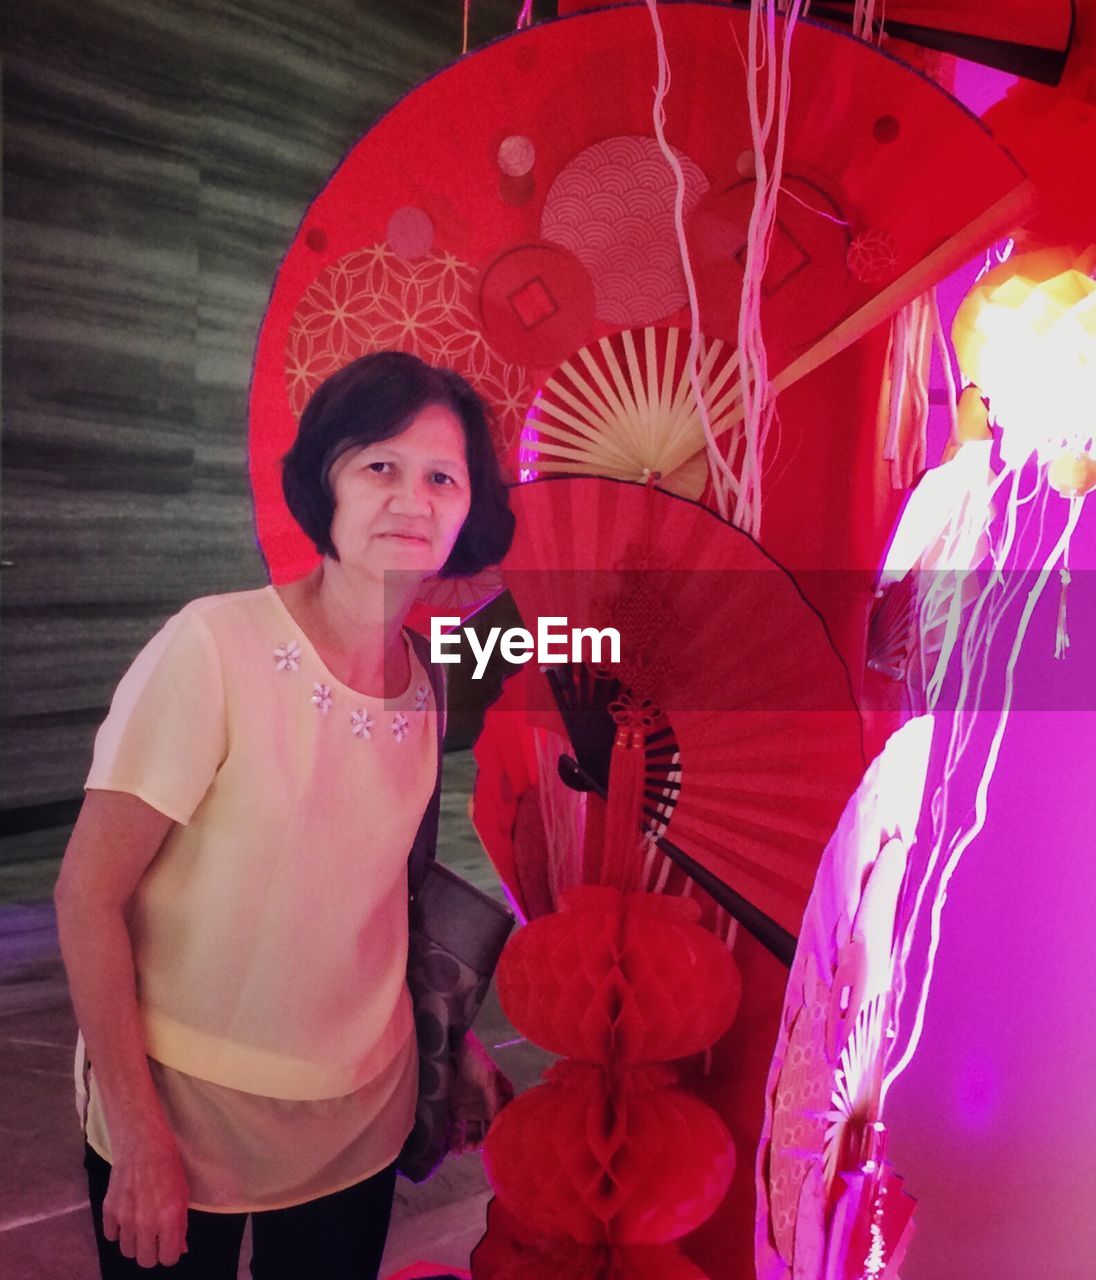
520, 325, 743, 500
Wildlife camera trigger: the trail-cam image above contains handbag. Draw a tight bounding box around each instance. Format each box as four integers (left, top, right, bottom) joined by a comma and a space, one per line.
396, 632, 516, 1183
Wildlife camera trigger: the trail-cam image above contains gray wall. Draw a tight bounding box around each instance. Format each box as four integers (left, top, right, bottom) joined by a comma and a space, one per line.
1, 0, 521, 830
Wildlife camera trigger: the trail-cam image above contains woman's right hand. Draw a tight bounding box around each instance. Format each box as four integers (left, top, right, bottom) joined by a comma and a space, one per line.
103, 1121, 190, 1268
55, 791, 189, 1267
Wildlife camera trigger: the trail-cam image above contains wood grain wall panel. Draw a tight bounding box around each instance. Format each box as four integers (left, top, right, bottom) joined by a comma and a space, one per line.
2, 0, 520, 817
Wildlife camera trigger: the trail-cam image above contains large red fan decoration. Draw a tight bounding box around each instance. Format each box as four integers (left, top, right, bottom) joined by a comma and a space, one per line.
248, 2, 1030, 612
503, 477, 865, 937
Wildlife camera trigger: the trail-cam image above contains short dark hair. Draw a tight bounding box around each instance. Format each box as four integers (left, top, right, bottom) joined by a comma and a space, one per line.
282, 352, 514, 577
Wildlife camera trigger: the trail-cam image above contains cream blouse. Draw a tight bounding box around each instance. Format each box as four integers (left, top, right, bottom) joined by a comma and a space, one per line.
80, 586, 438, 1210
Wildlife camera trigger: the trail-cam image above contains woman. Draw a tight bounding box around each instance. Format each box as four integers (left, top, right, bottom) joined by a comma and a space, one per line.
54, 352, 515, 1278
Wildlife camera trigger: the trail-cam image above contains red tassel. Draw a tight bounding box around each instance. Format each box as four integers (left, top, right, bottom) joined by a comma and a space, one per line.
601, 724, 648, 889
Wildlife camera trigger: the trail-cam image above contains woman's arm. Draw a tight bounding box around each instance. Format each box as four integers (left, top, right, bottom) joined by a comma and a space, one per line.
55, 789, 190, 1268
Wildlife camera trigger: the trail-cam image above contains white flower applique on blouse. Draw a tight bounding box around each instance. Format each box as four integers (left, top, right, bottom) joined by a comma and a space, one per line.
311, 683, 333, 714
273, 635, 425, 742
273, 641, 301, 673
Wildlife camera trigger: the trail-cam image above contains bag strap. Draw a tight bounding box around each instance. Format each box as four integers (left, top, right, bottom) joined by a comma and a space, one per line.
406, 628, 446, 897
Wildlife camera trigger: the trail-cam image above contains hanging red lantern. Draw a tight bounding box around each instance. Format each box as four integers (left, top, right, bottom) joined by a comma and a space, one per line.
487, 1240, 712, 1280
496, 886, 742, 1065
483, 1060, 735, 1245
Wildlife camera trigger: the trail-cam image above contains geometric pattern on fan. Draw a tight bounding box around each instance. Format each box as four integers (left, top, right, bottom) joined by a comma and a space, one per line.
754, 715, 934, 1280
503, 476, 866, 937
520, 326, 740, 502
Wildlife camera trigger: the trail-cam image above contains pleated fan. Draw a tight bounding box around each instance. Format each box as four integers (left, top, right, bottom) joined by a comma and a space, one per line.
503, 477, 866, 937
520, 326, 735, 500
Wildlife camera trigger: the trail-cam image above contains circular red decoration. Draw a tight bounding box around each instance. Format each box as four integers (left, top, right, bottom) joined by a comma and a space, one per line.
498, 134, 536, 177
873, 114, 900, 143
386, 205, 434, 259
483, 1060, 735, 1244
497, 886, 742, 1064
478, 242, 595, 369
498, 171, 536, 207
305, 227, 327, 252
472, 1198, 714, 1280
492, 1243, 711, 1280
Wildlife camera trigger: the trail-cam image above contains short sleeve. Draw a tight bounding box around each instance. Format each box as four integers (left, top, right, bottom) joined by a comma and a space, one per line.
86, 607, 228, 825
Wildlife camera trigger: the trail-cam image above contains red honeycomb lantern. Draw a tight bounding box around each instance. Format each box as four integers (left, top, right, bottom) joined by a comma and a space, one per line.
489, 1241, 712, 1280
483, 1060, 735, 1245
496, 886, 742, 1065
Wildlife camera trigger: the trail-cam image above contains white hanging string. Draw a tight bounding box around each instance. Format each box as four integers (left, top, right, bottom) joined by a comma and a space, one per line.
732, 0, 807, 537
850, 0, 952, 496
643, 0, 805, 535
883, 289, 946, 489
642, 0, 739, 522
885, 491, 1084, 1101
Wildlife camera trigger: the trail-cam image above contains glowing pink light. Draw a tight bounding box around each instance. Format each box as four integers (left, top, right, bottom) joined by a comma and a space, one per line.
516, 385, 545, 484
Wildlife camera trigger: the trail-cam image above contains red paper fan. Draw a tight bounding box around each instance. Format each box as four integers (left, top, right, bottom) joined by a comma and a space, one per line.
503, 477, 865, 937
248, 3, 1029, 598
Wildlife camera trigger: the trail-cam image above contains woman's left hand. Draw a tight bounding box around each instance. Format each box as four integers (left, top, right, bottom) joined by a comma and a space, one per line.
446, 1031, 514, 1155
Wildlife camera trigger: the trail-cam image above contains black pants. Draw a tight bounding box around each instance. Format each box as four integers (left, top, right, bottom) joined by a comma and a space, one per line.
84, 1145, 397, 1279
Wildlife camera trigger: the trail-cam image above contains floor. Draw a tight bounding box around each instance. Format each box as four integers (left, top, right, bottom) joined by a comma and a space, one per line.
0, 751, 549, 1279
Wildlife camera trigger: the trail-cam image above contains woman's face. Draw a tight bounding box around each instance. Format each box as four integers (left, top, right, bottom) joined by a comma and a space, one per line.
326, 402, 472, 582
